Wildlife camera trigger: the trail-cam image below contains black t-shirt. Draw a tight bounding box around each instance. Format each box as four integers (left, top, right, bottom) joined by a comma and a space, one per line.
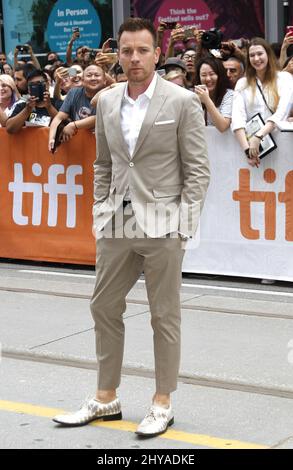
9, 98, 62, 127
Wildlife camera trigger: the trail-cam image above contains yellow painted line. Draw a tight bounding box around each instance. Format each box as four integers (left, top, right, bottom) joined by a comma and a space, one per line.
0, 400, 268, 449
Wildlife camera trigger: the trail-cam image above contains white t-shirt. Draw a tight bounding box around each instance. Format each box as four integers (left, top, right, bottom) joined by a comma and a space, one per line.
231, 71, 293, 131
206, 89, 234, 126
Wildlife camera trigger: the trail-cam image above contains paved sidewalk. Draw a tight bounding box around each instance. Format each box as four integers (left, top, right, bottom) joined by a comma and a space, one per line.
1, 264, 293, 449
1, 265, 293, 394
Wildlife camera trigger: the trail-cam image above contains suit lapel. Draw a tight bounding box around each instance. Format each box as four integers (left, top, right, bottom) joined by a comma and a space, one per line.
131, 76, 167, 159
108, 83, 131, 160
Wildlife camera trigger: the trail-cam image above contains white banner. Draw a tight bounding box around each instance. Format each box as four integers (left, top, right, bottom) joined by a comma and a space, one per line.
183, 128, 293, 281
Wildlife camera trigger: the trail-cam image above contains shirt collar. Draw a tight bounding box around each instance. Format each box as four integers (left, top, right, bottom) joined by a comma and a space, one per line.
124, 72, 158, 104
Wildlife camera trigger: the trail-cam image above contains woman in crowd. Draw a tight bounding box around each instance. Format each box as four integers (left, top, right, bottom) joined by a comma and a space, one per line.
53, 66, 73, 101
232, 37, 293, 167
0, 74, 21, 126
2, 63, 14, 76
68, 64, 84, 88
194, 56, 233, 132
163, 70, 187, 88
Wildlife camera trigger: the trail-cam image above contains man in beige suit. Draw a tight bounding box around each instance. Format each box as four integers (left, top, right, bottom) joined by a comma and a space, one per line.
53, 18, 210, 437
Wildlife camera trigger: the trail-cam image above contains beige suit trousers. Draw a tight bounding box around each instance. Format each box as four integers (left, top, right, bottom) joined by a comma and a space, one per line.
90, 214, 185, 394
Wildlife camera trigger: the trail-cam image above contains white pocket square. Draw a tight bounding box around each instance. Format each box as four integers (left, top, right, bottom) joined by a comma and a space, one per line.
154, 120, 175, 126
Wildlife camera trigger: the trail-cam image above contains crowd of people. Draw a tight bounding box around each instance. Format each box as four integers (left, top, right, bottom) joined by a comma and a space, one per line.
0, 21, 292, 165
1, 23, 293, 152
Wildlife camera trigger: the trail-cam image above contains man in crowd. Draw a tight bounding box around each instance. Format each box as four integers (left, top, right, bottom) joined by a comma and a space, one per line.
223, 56, 245, 89
66, 29, 91, 67
48, 64, 107, 149
14, 64, 36, 96
6, 69, 60, 133
52, 17, 210, 437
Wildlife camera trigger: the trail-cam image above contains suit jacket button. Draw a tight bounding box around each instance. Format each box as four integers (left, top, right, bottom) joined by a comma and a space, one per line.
129, 162, 134, 167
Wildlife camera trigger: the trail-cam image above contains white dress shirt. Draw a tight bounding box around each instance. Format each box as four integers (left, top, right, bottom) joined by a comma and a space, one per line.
120, 72, 157, 200
231, 71, 293, 131
121, 73, 158, 157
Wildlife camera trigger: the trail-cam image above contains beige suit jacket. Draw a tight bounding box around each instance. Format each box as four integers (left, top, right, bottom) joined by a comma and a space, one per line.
93, 74, 210, 238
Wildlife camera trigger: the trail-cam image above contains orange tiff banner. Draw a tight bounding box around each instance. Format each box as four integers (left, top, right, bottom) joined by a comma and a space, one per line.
0, 127, 96, 265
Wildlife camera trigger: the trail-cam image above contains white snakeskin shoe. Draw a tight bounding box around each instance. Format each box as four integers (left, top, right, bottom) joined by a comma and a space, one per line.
52, 397, 122, 427
136, 404, 174, 437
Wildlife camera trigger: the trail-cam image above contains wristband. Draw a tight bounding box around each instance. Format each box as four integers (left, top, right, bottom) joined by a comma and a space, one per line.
73, 121, 78, 131
254, 134, 263, 140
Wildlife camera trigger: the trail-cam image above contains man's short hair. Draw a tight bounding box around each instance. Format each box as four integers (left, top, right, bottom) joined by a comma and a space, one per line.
84, 63, 105, 75
15, 63, 37, 79
26, 69, 48, 82
224, 56, 245, 73
118, 17, 157, 48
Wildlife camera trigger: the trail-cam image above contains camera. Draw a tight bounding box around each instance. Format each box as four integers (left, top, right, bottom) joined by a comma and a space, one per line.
16, 44, 29, 53
165, 21, 177, 30
28, 81, 46, 101
89, 48, 99, 59
81, 47, 98, 59
201, 29, 223, 50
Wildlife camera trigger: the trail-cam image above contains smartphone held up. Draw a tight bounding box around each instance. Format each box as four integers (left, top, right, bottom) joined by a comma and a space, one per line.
72, 27, 80, 38
28, 81, 46, 102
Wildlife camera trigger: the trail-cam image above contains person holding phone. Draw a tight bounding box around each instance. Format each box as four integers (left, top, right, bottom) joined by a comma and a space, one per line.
6, 69, 60, 133
232, 37, 293, 167
13, 44, 41, 70
195, 56, 234, 132
68, 64, 84, 87
280, 29, 293, 68
52, 66, 73, 101
48, 64, 107, 150
66, 28, 90, 67
165, 24, 186, 58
